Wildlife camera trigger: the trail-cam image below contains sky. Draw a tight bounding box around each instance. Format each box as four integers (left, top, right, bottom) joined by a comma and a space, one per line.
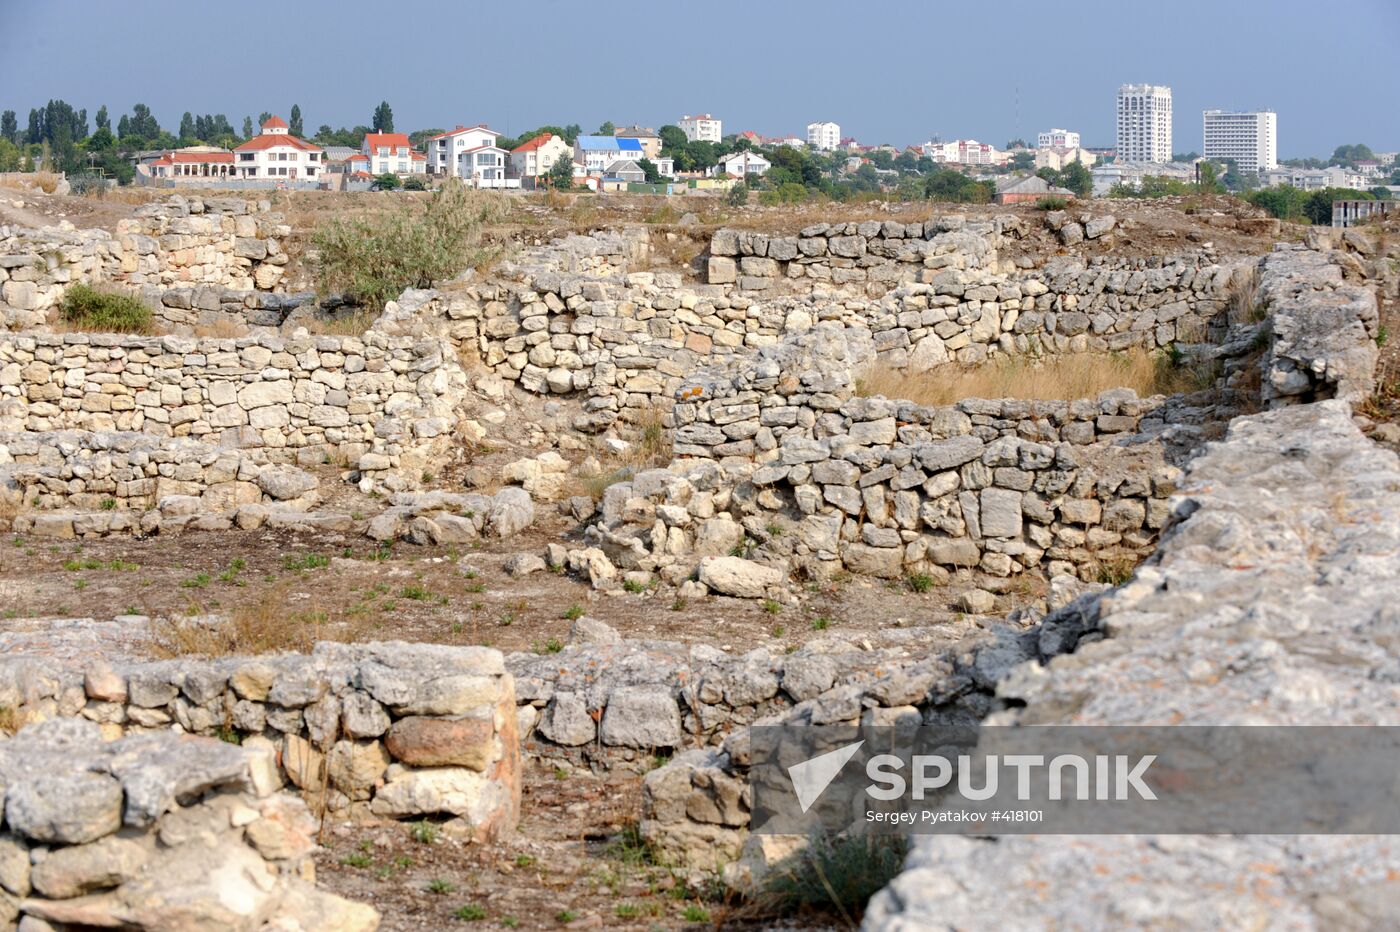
2, 0, 1398, 159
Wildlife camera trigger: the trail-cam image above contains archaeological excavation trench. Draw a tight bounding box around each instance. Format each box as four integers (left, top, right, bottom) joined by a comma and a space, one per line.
0, 188, 1396, 929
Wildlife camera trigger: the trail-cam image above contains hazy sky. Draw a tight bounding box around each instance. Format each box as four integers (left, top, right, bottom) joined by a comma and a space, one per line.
2, 0, 1397, 157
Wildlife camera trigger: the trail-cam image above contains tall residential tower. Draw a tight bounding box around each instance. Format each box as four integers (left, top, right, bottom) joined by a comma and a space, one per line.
1202, 110, 1278, 173
1116, 84, 1173, 163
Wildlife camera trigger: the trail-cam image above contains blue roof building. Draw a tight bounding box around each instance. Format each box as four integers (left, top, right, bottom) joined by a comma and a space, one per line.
575, 135, 644, 172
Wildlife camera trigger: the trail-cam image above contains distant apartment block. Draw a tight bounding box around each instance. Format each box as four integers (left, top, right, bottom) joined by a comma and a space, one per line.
1116, 84, 1173, 163
678, 114, 722, 143
1202, 110, 1278, 173
807, 121, 841, 151
1260, 165, 1366, 191
1037, 128, 1080, 149
923, 139, 999, 165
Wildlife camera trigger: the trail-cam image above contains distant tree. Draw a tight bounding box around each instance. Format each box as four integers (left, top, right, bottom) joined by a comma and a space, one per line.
314, 123, 332, 141
548, 154, 574, 190
1196, 160, 1223, 194
402, 175, 428, 191
129, 103, 159, 139
1369, 186, 1392, 201
179, 112, 196, 141
243, 116, 255, 139
87, 126, 115, 151
409, 128, 445, 149
1171, 151, 1200, 163
1009, 150, 1035, 171
0, 110, 15, 143
289, 104, 303, 137
1005, 138, 1027, 150
373, 171, 402, 190
372, 101, 394, 133
638, 157, 661, 184
923, 168, 993, 203
1058, 161, 1092, 197
562, 124, 581, 144
258, 111, 273, 126
1245, 185, 1309, 221
25, 109, 41, 144
727, 180, 749, 206
117, 114, 131, 139
597, 121, 615, 135
659, 125, 687, 153
1330, 144, 1375, 167
94, 106, 109, 131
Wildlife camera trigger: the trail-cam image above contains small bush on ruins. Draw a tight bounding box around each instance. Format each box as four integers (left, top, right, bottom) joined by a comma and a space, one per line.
58, 283, 154, 333
313, 179, 506, 310
1035, 196, 1069, 211
761, 834, 908, 922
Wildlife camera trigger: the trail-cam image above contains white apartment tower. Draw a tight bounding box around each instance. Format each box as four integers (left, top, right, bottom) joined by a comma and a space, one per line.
1202, 110, 1278, 173
1037, 128, 1080, 149
1116, 84, 1173, 163
807, 121, 841, 151
678, 114, 722, 143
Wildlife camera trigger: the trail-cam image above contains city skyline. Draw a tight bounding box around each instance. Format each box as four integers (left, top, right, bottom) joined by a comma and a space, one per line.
2, 0, 1398, 158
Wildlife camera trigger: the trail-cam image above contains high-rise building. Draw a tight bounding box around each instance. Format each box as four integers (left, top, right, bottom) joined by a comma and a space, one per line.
1037, 128, 1080, 149
1116, 84, 1173, 163
1202, 110, 1278, 173
678, 114, 722, 143
807, 121, 841, 151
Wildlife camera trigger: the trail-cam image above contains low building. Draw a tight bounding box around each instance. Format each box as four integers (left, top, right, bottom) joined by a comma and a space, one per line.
994, 174, 1076, 205
712, 151, 771, 177
652, 156, 675, 178
142, 147, 235, 184
1035, 147, 1097, 171
605, 160, 647, 183
922, 139, 1000, 165
232, 116, 324, 182
1037, 128, 1081, 149
678, 114, 722, 143
576, 135, 644, 173
456, 144, 514, 188
613, 126, 662, 160
360, 132, 424, 176
1259, 165, 1366, 191
1091, 161, 1194, 196
510, 133, 573, 181
427, 125, 500, 178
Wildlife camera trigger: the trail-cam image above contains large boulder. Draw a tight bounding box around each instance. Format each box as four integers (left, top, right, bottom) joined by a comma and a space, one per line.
698, 556, 785, 599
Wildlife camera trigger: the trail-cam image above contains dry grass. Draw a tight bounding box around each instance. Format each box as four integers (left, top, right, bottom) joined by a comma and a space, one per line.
572, 408, 672, 501
304, 308, 380, 336
150, 585, 366, 658
1225, 266, 1264, 325
0, 171, 63, 194
0, 705, 26, 737
856, 349, 1204, 406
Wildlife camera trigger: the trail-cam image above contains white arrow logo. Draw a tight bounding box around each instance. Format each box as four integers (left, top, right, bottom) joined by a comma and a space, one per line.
788, 740, 865, 813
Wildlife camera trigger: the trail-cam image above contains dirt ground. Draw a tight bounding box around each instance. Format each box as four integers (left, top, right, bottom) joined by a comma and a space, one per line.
0, 511, 1022, 659
313, 764, 838, 932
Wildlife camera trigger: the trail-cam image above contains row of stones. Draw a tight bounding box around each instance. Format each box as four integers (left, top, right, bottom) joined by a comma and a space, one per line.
1, 195, 289, 330
0, 718, 376, 930
0, 329, 467, 489
0, 430, 318, 514
0, 641, 520, 834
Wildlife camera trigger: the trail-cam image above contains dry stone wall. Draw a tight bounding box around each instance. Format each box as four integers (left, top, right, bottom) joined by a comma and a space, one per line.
0, 641, 521, 839
0, 718, 378, 931
0, 195, 291, 330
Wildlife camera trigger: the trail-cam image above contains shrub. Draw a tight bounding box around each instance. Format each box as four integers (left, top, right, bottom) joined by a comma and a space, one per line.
313, 179, 505, 310
59, 284, 154, 333
402, 176, 427, 191
763, 834, 907, 922
1035, 196, 1068, 211
727, 181, 749, 207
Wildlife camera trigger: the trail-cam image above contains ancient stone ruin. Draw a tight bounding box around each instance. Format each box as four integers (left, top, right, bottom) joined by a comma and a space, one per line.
1, 188, 1396, 927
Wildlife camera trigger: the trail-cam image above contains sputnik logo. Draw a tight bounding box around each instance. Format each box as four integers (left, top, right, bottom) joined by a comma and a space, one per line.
788, 740, 865, 813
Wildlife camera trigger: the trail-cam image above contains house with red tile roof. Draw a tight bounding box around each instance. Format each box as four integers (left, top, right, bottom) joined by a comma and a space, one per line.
360, 132, 425, 176
509, 133, 573, 183
232, 116, 324, 182
140, 147, 236, 183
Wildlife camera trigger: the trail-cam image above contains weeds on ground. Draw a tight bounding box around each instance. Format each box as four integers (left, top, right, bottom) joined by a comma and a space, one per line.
759, 834, 908, 924
58, 284, 155, 334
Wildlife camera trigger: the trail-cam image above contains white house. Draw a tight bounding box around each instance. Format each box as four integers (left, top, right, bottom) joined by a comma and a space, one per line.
678, 114, 722, 143
576, 136, 644, 173
713, 151, 771, 177
427, 125, 500, 177
456, 145, 514, 187
509, 133, 573, 180
232, 116, 323, 181
1259, 165, 1365, 191
1037, 128, 1081, 149
922, 139, 1000, 165
807, 121, 841, 151
359, 132, 426, 176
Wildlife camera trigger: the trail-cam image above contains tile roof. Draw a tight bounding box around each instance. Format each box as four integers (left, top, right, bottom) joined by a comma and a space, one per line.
260, 115, 288, 130
151, 150, 235, 165
363, 132, 413, 150
233, 133, 322, 153
511, 133, 558, 153
429, 125, 498, 140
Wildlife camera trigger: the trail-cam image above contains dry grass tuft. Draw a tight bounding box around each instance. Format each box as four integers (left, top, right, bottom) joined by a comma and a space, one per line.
304, 308, 380, 336
0, 705, 26, 737
151, 585, 365, 659
856, 350, 1204, 406
0, 171, 63, 194
1226, 267, 1264, 325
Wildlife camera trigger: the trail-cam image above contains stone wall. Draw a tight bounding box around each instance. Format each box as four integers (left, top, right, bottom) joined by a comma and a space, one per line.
0, 718, 378, 930
0, 641, 520, 838
0, 328, 467, 490
1, 195, 290, 330
0, 430, 319, 516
